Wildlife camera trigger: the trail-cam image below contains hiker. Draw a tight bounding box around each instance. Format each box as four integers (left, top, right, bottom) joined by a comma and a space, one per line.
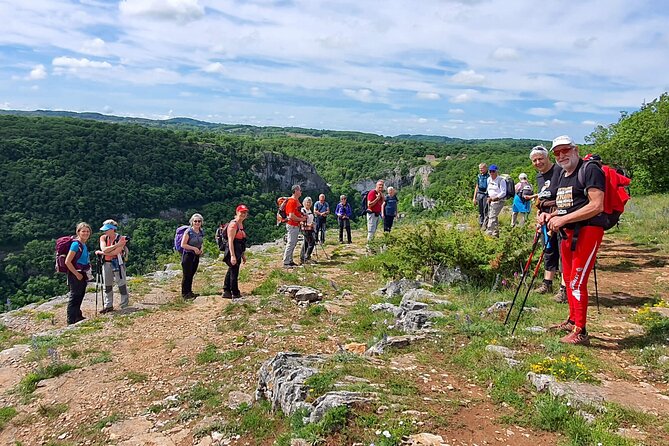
366, 180, 385, 243
530, 145, 566, 302
314, 194, 330, 244
485, 165, 506, 237
282, 185, 306, 267
180, 213, 204, 299
472, 163, 490, 229
98, 219, 129, 314
215, 221, 227, 253
335, 194, 353, 243
511, 173, 533, 227
300, 197, 316, 264
539, 135, 606, 345
222, 205, 248, 299
64, 222, 92, 324
382, 186, 399, 232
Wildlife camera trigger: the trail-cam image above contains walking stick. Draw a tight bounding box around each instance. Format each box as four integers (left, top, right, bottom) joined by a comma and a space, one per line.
316, 240, 330, 260
512, 249, 546, 335
504, 226, 543, 325
593, 261, 600, 314
95, 254, 102, 316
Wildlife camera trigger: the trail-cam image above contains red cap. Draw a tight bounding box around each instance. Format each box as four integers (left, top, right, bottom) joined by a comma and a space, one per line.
236, 204, 249, 213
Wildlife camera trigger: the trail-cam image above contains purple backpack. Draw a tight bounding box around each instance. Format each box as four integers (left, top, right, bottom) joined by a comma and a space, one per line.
55, 235, 83, 273
174, 225, 190, 253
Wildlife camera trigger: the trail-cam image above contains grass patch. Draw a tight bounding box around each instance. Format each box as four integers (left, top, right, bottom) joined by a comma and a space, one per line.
277, 406, 351, 446
252, 269, 299, 297
196, 344, 246, 364
123, 371, 149, 384
33, 311, 55, 322
17, 362, 77, 396
92, 413, 121, 430
0, 406, 17, 430
529, 354, 597, 383
0, 324, 28, 351
184, 382, 222, 409
89, 350, 112, 365
37, 403, 69, 419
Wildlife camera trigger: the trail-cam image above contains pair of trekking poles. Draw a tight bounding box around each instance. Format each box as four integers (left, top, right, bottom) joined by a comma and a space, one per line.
504, 225, 600, 335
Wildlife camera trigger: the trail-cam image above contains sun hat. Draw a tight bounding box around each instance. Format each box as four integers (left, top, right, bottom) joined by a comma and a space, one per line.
551, 135, 575, 151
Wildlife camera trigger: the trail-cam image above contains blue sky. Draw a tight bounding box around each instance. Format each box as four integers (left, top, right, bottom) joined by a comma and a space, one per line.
1, 0, 668, 141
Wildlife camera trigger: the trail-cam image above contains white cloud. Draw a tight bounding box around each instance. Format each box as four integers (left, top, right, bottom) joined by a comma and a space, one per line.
448, 108, 465, 114
550, 119, 567, 125
451, 70, 485, 85
0, 102, 10, 109
343, 88, 375, 103
491, 47, 519, 61
416, 91, 441, 100
527, 107, 554, 117
450, 93, 474, 103
81, 38, 107, 55
103, 105, 114, 113
53, 56, 112, 69
478, 120, 497, 125
449, 119, 464, 124
119, 0, 204, 22
28, 64, 47, 80
203, 62, 226, 74
417, 117, 428, 123
581, 120, 597, 126
250, 87, 262, 97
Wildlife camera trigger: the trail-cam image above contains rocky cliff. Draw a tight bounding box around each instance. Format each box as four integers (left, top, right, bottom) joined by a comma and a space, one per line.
251, 152, 331, 195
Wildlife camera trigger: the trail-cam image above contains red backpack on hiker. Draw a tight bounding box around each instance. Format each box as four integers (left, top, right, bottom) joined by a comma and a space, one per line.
578, 156, 631, 230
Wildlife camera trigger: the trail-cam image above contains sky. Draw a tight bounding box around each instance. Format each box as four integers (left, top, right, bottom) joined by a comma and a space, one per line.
1, 0, 668, 141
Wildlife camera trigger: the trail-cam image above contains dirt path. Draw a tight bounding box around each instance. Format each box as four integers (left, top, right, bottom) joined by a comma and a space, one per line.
1, 235, 668, 445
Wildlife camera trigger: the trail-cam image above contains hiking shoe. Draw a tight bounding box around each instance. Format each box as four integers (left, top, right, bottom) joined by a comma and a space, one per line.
99, 307, 114, 314
284, 262, 299, 268
534, 282, 553, 294
560, 327, 590, 346
222, 290, 233, 299
549, 320, 575, 333
553, 287, 567, 303
232, 293, 242, 299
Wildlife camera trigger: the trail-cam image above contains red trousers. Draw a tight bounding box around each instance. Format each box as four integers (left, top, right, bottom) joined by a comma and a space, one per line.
560, 226, 604, 329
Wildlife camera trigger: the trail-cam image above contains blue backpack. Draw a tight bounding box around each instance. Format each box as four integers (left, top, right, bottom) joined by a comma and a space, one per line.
174, 225, 191, 253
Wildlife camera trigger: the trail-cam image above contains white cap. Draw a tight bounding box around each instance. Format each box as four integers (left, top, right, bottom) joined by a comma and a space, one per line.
551, 135, 576, 151
519, 173, 528, 180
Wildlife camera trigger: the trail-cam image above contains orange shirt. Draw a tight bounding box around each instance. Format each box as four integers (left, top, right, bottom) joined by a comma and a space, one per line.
285, 197, 303, 227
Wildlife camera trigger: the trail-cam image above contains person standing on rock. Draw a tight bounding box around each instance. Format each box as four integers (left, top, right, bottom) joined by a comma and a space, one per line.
314, 194, 330, 244
530, 145, 567, 303
64, 222, 92, 324
222, 205, 248, 299
97, 220, 129, 314
472, 163, 490, 229
366, 180, 385, 244
282, 185, 306, 267
335, 194, 353, 243
300, 197, 316, 264
180, 213, 204, 299
382, 186, 399, 232
485, 165, 506, 237
539, 135, 605, 346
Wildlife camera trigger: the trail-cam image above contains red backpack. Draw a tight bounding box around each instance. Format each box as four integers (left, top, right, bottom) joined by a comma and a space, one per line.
577, 159, 631, 230
276, 197, 290, 225
55, 236, 83, 273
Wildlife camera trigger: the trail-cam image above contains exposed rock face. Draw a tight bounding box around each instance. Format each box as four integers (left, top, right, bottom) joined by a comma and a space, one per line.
277, 285, 322, 303
351, 164, 433, 193
412, 195, 437, 210
365, 334, 426, 356
307, 391, 374, 423
251, 152, 330, 194
432, 265, 465, 286
375, 279, 423, 298
256, 352, 325, 416
369, 288, 445, 332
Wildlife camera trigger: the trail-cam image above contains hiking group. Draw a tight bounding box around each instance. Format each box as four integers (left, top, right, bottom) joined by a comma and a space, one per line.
56, 134, 629, 346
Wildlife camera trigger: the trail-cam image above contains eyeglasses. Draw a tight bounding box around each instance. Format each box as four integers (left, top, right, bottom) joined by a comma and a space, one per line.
193, 219, 202, 223
553, 147, 574, 157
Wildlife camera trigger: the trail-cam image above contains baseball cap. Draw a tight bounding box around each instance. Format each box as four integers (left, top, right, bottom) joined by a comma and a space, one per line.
551, 135, 575, 151
489, 164, 498, 171
236, 204, 249, 213
100, 223, 117, 231
583, 154, 602, 162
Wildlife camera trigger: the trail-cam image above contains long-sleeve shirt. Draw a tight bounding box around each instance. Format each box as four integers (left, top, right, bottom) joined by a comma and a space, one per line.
335, 202, 353, 219
487, 175, 507, 200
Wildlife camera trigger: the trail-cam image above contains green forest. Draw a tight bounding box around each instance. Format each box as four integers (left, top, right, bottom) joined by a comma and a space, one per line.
1, 93, 666, 311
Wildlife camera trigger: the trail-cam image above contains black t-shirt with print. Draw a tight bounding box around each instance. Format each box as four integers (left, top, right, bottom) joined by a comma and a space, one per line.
555, 160, 605, 225
536, 164, 562, 213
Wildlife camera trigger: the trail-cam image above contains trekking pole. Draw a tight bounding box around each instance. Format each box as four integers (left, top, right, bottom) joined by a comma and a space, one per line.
317, 240, 330, 260
511, 248, 546, 335
95, 254, 102, 316
593, 261, 600, 314
504, 225, 543, 325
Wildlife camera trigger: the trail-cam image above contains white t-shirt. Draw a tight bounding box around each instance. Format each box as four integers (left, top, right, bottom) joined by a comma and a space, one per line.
487, 175, 507, 200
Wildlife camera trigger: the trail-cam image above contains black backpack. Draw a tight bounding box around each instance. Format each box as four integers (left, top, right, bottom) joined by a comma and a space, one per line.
503, 176, 515, 200
360, 190, 369, 216
215, 221, 239, 251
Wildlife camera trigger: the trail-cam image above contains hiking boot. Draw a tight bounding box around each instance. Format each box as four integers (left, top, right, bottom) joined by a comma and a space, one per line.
99, 307, 114, 314
553, 287, 567, 303
534, 282, 553, 294
222, 290, 233, 299
560, 326, 590, 346
549, 320, 575, 333
232, 292, 242, 299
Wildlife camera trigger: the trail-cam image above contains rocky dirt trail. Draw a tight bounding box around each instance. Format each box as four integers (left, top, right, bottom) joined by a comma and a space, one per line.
0, 234, 668, 445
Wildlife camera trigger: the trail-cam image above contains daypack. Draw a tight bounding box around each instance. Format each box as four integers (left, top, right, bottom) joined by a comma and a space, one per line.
215, 221, 240, 251
55, 236, 83, 273
174, 225, 191, 253
577, 160, 631, 230
360, 190, 370, 216
516, 183, 533, 203
276, 197, 290, 225
502, 176, 515, 200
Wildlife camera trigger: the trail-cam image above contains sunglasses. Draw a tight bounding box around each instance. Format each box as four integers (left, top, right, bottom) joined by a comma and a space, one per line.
553, 147, 574, 157
193, 219, 202, 223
